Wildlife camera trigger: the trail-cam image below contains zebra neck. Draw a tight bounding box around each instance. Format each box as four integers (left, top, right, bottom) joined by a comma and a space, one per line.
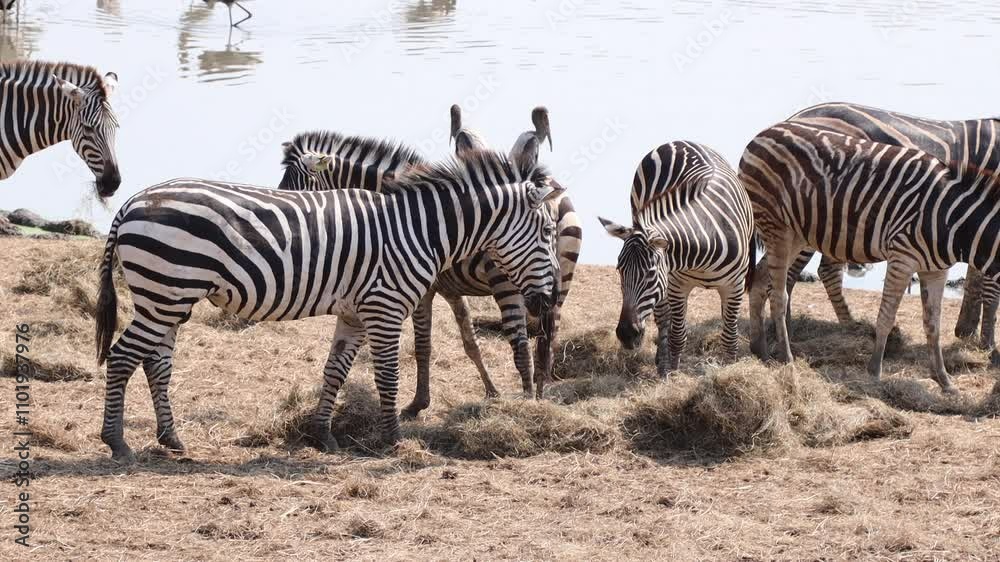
1, 79, 75, 156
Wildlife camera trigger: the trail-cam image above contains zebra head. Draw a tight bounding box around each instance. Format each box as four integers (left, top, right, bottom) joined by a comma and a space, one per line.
599, 217, 668, 350
487, 177, 565, 317
55, 72, 121, 197
278, 141, 326, 191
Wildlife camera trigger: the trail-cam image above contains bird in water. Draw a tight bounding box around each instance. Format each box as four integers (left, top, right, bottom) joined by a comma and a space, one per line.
449, 104, 489, 158
204, 0, 252, 27
510, 106, 552, 169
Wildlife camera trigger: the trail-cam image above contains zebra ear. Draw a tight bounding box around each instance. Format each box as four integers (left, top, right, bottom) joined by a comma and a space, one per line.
54, 76, 85, 102
103, 72, 119, 96
527, 181, 564, 209
599, 216, 632, 240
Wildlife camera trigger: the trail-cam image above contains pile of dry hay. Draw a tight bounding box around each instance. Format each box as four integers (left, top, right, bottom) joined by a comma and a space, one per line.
623, 359, 913, 457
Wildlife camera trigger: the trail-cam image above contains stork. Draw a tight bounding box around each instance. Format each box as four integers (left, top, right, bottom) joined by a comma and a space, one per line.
510, 106, 552, 169
449, 104, 489, 158
204, 0, 252, 28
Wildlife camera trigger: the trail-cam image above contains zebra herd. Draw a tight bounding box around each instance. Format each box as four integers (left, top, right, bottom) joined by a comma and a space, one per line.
2, 60, 998, 462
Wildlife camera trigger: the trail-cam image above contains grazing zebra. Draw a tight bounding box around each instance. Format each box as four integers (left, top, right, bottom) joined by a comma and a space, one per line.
278, 125, 582, 409
740, 121, 1000, 392
0, 61, 121, 196
94, 152, 563, 463
599, 141, 754, 373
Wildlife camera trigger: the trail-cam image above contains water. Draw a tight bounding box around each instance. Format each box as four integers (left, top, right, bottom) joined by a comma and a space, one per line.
0, 0, 997, 296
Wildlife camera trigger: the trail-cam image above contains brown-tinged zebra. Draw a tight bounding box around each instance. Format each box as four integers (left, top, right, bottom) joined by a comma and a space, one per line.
93, 152, 563, 463
740, 121, 1000, 392
0, 60, 121, 195
752, 102, 1000, 364
600, 141, 754, 373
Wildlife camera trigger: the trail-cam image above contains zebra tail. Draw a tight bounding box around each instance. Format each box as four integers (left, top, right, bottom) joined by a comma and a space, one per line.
745, 230, 764, 291
95, 217, 121, 366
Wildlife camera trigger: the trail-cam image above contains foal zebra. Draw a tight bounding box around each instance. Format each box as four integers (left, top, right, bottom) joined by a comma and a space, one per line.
278, 126, 581, 408
600, 141, 754, 373
740, 121, 1000, 391
0, 61, 121, 195
94, 152, 563, 462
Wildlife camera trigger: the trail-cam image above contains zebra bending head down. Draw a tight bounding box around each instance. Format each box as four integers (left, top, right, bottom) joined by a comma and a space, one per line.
600, 142, 754, 375
93, 151, 563, 463
0, 61, 121, 196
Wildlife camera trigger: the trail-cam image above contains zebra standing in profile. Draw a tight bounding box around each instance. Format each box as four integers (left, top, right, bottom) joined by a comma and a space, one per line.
751, 103, 1000, 362
599, 141, 754, 373
0, 60, 121, 195
740, 121, 1000, 392
278, 110, 579, 412
94, 152, 563, 463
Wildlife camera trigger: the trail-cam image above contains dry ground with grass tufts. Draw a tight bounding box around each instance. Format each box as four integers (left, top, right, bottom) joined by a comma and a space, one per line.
1, 237, 1000, 560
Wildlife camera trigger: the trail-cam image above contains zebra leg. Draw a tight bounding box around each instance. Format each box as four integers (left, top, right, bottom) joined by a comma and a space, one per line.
489, 276, 534, 396
718, 283, 744, 363
446, 294, 501, 400
364, 316, 406, 445
102, 310, 187, 463
818, 255, 853, 325
666, 280, 693, 372
401, 291, 436, 419
955, 266, 984, 339
918, 270, 955, 392
977, 278, 1000, 367
764, 235, 800, 363
783, 250, 813, 333
309, 316, 366, 452
748, 261, 771, 360
141, 325, 184, 453
532, 304, 559, 399
653, 298, 671, 377
867, 259, 915, 380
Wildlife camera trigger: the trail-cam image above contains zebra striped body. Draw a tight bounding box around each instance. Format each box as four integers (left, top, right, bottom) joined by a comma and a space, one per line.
601, 141, 754, 373
0, 61, 121, 195
784, 103, 1000, 356
740, 121, 1000, 391
94, 153, 563, 462
279, 130, 582, 409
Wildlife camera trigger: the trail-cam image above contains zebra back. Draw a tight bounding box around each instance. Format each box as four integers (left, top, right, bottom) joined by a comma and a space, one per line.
279, 130, 426, 192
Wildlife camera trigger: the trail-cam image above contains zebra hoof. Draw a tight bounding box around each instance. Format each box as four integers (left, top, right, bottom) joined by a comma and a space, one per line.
400, 401, 429, 420
311, 434, 340, 453
157, 432, 185, 453
383, 428, 402, 447
110, 445, 137, 465
990, 349, 1000, 368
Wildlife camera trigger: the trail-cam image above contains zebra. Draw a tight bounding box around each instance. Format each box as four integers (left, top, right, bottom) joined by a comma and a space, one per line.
0, 60, 121, 196
277, 125, 582, 411
94, 151, 563, 463
599, 141, 754, 374
739, 121, 1000, 392
785, 102, 1000, 358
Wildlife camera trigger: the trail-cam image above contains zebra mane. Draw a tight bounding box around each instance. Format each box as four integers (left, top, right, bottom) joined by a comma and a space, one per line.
385, 149, 551, 195
0, 60, 110, 98
630, 143, 727, 219
280, 130, 426, 168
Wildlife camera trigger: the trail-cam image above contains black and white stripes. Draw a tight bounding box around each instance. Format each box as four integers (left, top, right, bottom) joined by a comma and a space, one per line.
0, 60, 121, 195
94, 152, 563, 462
600, 141, 754, 373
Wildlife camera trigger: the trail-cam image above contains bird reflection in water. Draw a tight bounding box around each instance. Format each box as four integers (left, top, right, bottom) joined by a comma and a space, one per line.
178, 3, 262, 85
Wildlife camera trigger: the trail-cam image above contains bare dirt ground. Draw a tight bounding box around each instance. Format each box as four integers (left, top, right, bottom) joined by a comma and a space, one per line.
1, 237, 999, 561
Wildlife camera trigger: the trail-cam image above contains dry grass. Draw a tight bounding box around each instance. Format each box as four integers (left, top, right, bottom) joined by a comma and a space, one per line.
1, 238, 1000, 560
